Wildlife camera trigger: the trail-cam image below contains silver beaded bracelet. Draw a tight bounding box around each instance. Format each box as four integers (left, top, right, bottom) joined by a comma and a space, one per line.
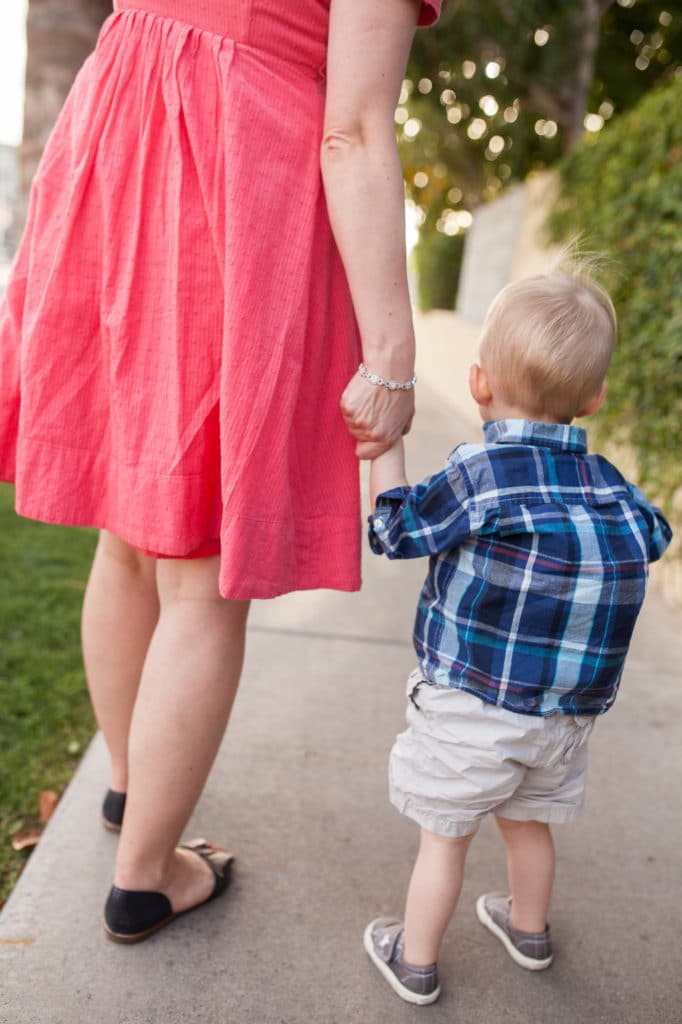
358, 362, 417, 392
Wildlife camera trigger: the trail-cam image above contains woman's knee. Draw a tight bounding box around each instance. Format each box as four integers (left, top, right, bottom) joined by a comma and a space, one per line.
97, 529, 156, 581
156, 555, 249, 620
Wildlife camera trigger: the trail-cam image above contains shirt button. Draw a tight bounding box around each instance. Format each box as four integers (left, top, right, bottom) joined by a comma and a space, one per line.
373, 518, 384, 530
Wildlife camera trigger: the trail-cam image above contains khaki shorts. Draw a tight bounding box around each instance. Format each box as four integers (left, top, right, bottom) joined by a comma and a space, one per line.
389, 670, 596, 838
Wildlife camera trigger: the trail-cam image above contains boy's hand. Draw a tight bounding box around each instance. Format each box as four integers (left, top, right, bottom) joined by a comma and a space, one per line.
369, 437, 409, 508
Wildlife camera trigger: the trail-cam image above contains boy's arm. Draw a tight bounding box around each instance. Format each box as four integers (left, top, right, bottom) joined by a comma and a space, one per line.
369, 444, 472, 560
627, 483, 673, 562
369, 438, 409, 507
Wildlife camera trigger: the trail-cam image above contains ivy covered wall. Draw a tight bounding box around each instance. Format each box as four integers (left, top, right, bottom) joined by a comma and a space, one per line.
549, 77, 682, 509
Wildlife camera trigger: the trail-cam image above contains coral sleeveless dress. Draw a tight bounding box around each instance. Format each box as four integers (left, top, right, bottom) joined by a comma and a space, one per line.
0, 0, 441, 599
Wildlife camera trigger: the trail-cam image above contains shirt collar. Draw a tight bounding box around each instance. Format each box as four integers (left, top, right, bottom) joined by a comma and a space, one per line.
483, 418, 588, 454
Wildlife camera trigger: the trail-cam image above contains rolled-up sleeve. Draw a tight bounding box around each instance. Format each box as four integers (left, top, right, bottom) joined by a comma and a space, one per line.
368, 465, 471, 559
627, 484, 673, 562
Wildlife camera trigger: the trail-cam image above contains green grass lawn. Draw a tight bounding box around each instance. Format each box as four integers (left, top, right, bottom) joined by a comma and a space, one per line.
0, 484, 97, 906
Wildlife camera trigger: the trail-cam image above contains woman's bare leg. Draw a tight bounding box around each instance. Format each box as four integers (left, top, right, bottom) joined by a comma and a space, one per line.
82, 531, 159, 792
113, 555, 250, 912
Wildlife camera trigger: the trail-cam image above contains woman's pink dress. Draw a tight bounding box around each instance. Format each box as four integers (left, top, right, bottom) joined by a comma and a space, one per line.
0, 0, 441, 599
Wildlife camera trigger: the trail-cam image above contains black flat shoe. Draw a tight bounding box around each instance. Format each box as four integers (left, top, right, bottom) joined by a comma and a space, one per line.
102, 789, 127, 832
103, 838, 234, 943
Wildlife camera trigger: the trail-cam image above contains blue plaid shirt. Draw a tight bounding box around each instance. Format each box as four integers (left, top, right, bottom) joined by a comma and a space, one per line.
369, 420, 672, 716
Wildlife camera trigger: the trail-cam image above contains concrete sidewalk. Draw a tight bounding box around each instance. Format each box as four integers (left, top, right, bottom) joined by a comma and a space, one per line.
1, 319, 681, 1023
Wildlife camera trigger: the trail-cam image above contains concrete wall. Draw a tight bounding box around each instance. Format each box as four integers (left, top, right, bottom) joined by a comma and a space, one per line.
456, 172, 563, 325
455, 183, 527, 325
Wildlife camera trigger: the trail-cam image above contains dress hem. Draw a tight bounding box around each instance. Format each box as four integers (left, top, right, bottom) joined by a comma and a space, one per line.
4, 475, 362, 600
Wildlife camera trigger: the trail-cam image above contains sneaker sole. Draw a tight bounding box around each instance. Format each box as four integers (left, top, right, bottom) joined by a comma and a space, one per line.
363, 921, 441, 1006
475, 896, 552, 971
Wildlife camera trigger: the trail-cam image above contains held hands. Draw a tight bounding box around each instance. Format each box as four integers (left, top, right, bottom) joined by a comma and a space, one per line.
340, 371, 415, 460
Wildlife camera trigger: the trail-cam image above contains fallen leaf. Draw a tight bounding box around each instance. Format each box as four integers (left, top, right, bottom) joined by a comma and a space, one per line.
11, 828, 41, 852
39, 790, 59, 823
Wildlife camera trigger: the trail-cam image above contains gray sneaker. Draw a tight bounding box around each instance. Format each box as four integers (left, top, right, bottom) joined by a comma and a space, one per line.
363, 918, 441, 1006
476, 893, 552, 970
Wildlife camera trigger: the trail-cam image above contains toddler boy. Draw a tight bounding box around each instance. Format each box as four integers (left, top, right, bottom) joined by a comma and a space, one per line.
364, 270, 671, 1005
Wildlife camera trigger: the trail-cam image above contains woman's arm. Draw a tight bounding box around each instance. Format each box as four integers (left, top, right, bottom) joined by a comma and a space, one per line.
321, 0, 422, 459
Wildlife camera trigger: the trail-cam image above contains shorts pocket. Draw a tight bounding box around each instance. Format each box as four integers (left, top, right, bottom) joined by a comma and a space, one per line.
405, 667, 430, 708
560, 717, 595, 763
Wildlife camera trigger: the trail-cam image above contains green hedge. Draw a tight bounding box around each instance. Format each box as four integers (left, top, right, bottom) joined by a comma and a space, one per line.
413, 229, 465, 312
548, 78, 682, 506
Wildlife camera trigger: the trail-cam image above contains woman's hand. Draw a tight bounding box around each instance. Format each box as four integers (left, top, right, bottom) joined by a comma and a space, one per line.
341, 371, 415, 460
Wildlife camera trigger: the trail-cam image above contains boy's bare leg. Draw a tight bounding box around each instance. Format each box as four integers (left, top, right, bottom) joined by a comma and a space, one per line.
402, 828, 475, 965
82, 530, 160, 792
495, 817, 554, 932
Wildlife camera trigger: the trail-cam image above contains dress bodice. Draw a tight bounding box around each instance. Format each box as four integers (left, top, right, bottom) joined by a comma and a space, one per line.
114, 0, 440, 76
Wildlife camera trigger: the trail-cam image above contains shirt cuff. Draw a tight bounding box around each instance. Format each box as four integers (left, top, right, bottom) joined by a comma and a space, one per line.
368, 487, 411, 555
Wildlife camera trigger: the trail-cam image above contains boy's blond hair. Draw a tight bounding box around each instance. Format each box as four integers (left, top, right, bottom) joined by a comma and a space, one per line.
478, 270, 617, 422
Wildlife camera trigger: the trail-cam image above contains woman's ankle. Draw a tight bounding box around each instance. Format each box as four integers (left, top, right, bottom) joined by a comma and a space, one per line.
114, 848, 176, 893
109, 766, 128, 793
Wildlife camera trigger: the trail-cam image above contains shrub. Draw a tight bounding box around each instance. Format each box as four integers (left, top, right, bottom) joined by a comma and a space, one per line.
413, 228, 465, 312
548, 78, 682, 506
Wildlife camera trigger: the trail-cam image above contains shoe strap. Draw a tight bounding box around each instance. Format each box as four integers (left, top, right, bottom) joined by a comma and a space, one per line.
376, 924, 404, 964
180, 838, 234, 898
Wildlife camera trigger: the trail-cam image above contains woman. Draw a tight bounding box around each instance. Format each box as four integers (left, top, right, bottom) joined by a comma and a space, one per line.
0, 0, 441, 940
